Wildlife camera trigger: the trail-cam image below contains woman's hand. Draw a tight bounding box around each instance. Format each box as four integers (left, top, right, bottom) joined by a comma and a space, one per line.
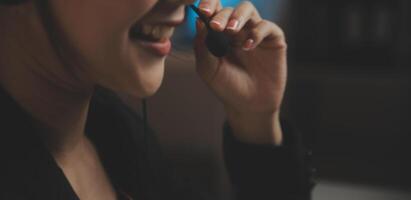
193, 0, 287, 145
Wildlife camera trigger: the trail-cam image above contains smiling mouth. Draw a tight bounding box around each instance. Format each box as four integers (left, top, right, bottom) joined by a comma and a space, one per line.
129, 24, 175, 43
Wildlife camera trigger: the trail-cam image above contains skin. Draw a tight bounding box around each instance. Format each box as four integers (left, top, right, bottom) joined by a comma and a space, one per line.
0, 0, 287, 199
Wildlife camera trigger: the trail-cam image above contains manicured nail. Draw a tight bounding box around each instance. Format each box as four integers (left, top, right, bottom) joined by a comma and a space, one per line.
199, 4, 212, 15
243, 39, 255, 51
227, 19, 239, 31
210, 20, 222, 29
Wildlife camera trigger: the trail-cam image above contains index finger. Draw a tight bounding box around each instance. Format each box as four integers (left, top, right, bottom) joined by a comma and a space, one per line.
226, 1, 262, 33
198, 0, 223, 17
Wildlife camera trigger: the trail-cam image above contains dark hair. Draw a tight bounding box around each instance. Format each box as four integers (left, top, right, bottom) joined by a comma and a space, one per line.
1, 0, 78, 77
0, 0, 28, 5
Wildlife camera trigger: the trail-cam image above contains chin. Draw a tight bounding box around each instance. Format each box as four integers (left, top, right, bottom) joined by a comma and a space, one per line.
111, 60, 166, 99
131, 76, 164, 98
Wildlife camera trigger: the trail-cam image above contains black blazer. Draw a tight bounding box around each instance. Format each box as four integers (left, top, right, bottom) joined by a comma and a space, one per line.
0, 86, 313, 200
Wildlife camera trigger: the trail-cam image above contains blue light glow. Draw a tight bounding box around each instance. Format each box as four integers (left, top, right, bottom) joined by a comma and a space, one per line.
176, 0, 280, 45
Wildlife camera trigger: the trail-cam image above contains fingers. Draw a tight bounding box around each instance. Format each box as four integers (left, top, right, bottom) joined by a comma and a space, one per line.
226, 1, 261, 32
207, 1, 261, 33
198, 0, 223, 16
209, 7, 234, 31
196, 1, 286, 52
247, 20, 287, 51
198, 0, 262, 33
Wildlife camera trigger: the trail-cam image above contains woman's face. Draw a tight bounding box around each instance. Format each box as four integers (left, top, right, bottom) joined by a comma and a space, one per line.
47, 0, 193, 97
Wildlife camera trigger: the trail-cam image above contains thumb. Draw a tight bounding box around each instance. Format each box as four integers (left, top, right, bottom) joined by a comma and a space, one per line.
193, 19, 220, 83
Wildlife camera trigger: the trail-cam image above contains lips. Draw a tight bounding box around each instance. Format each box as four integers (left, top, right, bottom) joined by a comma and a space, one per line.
130, 24, 175, 42
129, 22, 180, 56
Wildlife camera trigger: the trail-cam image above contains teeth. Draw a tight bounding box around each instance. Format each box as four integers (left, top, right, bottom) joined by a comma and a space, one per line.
142, 25, 152, 36
140, 24, 175, 41
152, 26, 161, 38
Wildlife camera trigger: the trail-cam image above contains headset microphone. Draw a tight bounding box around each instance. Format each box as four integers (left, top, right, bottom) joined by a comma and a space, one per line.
190, 5, 231, 58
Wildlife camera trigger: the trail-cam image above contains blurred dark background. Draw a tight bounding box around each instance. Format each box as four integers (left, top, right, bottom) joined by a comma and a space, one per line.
125, 0, 411, 199
285, 0, 411, 188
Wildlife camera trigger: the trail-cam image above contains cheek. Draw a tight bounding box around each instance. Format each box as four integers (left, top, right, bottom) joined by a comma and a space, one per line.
48, 0, 162, 94
49, 0, 155, 58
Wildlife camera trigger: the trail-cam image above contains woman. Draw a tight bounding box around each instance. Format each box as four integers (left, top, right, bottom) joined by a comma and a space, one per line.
0, 0, 312, 199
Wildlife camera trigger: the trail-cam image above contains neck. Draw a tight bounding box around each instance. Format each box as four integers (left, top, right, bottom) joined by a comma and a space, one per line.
0, 5, 94, 156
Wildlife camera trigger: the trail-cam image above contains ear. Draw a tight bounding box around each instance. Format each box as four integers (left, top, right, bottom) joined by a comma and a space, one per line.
0, 0, 29, 6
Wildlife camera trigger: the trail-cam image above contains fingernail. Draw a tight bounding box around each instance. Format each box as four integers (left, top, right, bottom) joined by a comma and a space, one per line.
199, 4, 212, 15
227, 19, 239, 31
210, 20, 222, 30
243, 39, 255, 51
